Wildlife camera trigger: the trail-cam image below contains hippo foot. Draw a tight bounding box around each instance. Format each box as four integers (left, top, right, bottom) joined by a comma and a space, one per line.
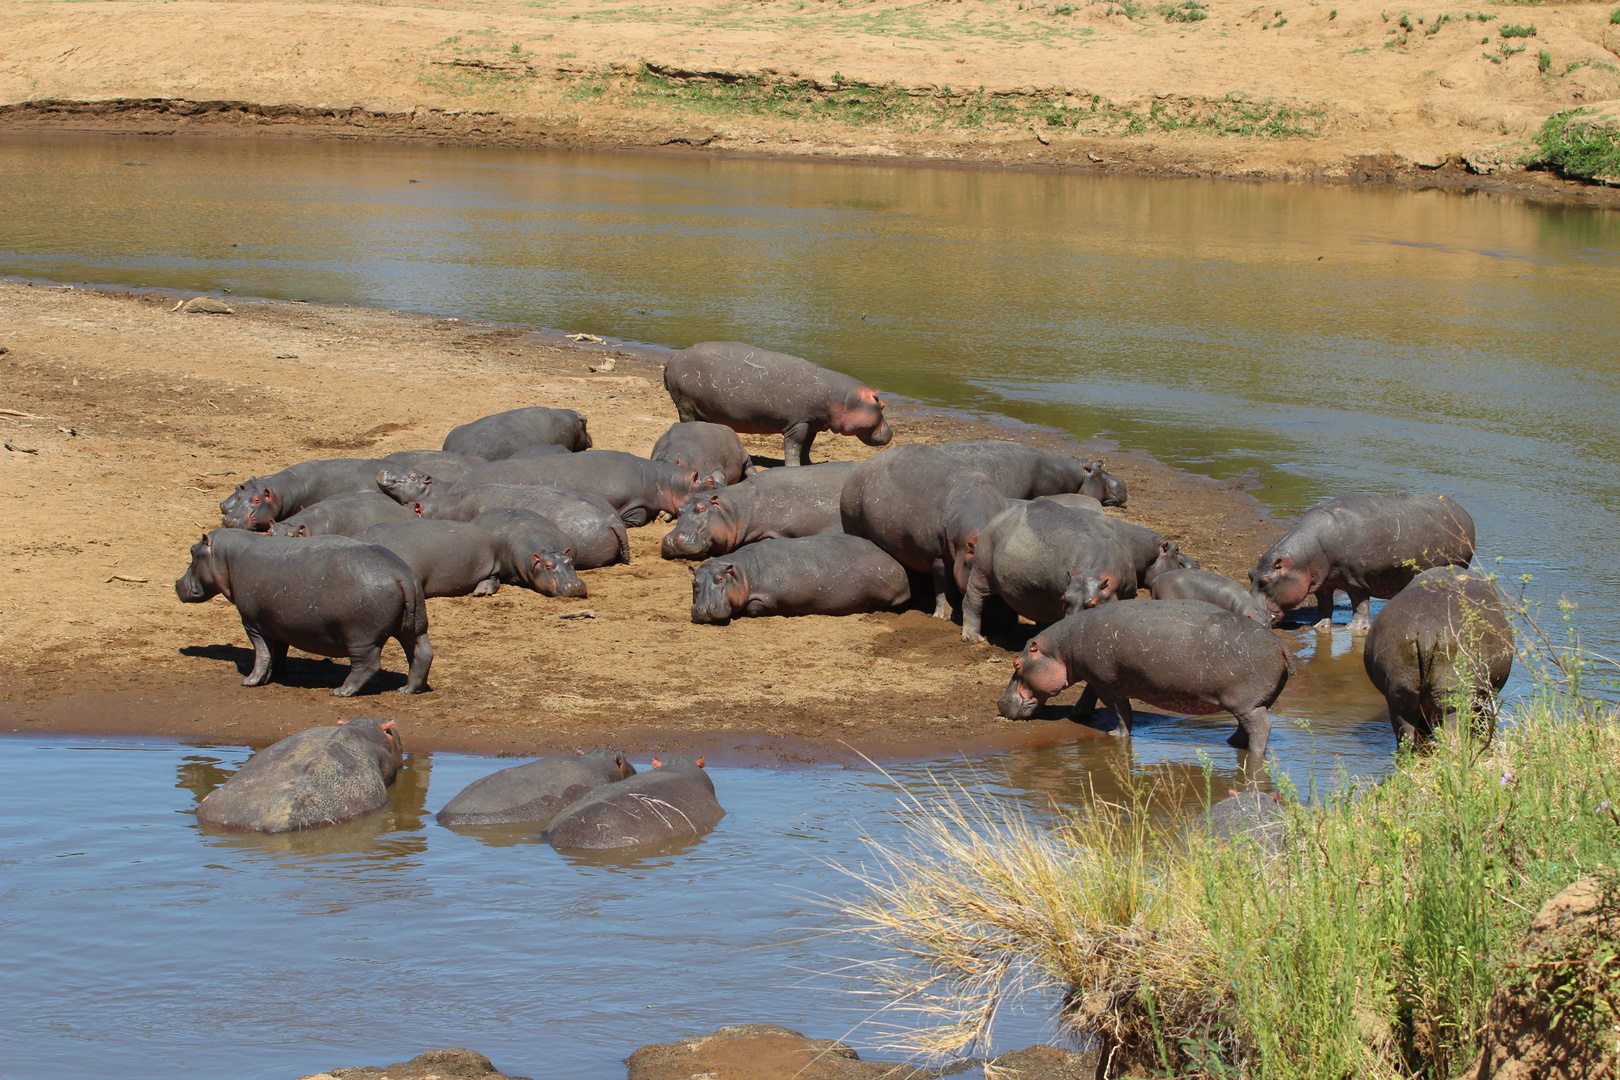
241, 673, 272, 687
330, 685, 361, 698
1347, 617, 1372, 634
962, 631, 987, 645
1312, 617, 1334, 631
397, 683, 430, 695
1227, 730, 1251, 749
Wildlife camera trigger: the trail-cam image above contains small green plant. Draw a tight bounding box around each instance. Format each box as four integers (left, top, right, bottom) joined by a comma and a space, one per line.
1263, 7, 1288, 27
1532, 107, 1620, 182
1426, 12, 1450, 34
1464, 10, 1495, 20
1398, 12, 1414, 30
1500, 22, 1537, 36
1610, 5, 1620, 23
1501, 42, 1526, 58
1328, 6, 1337, 16
1160, 0, 1209, 22
1539, 49, 1552, 72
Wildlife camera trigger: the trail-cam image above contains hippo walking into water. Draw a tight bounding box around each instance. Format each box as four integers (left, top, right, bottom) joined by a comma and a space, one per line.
547, 756, 724, 851
441, 407, 592, 461
660, 462, 854, 560
663, 342, 893, 466
436, 749, 635, 828
175, 530, 433, 696
1249, 493, 1476, 632
690, 535, 911, 624
196, 718, 404, 833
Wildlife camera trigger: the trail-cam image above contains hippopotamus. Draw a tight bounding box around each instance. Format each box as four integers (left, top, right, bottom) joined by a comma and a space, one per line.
1080, 460, 1128, 507
1363, 566, 1513, 746
1249, 493, 1476, 633
660, 462, 855, 560
651, 421, 757, 487
546, 755, 724, 851
220, 458, 388, 531
381, 449, 487, 483
1036, 502, 1196, 587
441, 406, 592, 461
196, 718, 405, 833
351, 520, 510, 598
471, 508, 589, 597
690, 535, 910, 624
377, 473, 629, 568
998, 600, 1295, 755
1033, 492, 1104, 513
663, 341, 893, 466
175, 530, 432, 696
269, 491, 418, 537
935, 441, 1096, 500
1144, 548, 1270, 623
435, 749, 635, 828
840, 445, 1007, 619
960, 500, 1138, 643
505, 443, 573, 461
439, 450, 699, 528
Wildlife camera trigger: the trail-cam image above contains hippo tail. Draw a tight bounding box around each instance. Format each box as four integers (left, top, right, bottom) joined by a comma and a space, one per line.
398, 569, 430, 637
614, 521, 631, 565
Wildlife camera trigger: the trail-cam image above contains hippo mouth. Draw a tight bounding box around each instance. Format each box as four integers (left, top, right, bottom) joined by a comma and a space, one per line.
661, 533, 710, 560
997, 682, 1043, 721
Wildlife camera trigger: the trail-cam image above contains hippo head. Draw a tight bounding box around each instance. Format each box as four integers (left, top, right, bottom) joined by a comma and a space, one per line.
236, 486, 285, 531
998, 635, 1074, 720
1249, 551, 1311, 624
661, 493, 727, 560
1061, 568, 1125, 614
831, 385, 893, 447
270, 522, 311, 538
219, 477, 271, 529
1143, 540, 1198, 589
526, 548, 587, 599
376, 469, 433, 505
175, 533, 225, 603
690, 559, 747, 625
336, 718, 405, 782
654, 463, 704, 516
573, 416, 594, 452
1081, 461, 1127, 507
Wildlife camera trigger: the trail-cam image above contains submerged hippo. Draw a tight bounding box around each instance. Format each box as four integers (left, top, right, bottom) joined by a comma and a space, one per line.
436, 749, 635, 828
1363, 566, 1513, 746
1080, 460, 1128, 507
936, 441, 1093, 500
961, 500, 1138, 643
998, 600, 1295, 755
351, 520, 509, 598
663, 341, 892, 466
220, 458, 388, 531
196, 718, 404, 833
472, 508, 589, 597
690, 535, 910, 624
269, 491, 417, 537
652, 421, 757, 486
1144, 547, 1270, 623
547, 756, 724, 851
441, 406, 592, 461
840, 445, 1007, 620
175, 530, 432, 696
442, 450, 698, 528
1250, 493, 1476, 632
378, 474, 629, 568
660, 462, 855, 560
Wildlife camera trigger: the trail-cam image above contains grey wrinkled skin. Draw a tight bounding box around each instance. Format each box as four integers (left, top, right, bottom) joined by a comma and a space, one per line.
174, 530, 433, 696
1145, 551, 1271, 624
998, 600, 1294, 757
269, 491, 418, 537
472, 508, 588, 597
1033, 492, 1104, 513
441, 406, 592, 461
1249, 493, 1476, 633
381, 449, 487, 483
935, 441, 1094, 499
690, 535, 911, 624
439, 450, 698, 528
546, 756, 724, 851
961, 500, 1137, 643
1363, 566, 1513, 747
219, 458, 389, 531
378, 475, 629, 568
663, 341, 893, 466
506, 443, 573, 461
195, 718, 404, 833
840, 444, 1008, 621
660, 462, 855, 560
351, 520, 506, 598
436, 749, 635, 827
1037, 501, 1197, 587
1080, 459, 1128, 507
652, 421, 757, 486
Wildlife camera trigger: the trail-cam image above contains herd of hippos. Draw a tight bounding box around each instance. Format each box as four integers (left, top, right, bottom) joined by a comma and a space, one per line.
180, 341, 1514, 847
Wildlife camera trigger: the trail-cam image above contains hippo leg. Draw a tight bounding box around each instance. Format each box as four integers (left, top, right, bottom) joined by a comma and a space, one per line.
1228, 705, 1272, 756
1346, 590, 1373, 634
961, 572, 990, 643
782, 422, 815, 467
473, 575, 501, 596
929, 558, 953, 620
1102, 695, 1134, 737
621, 507, 652, 528
1072, 685, 1105, 729
1312, 585, 1337, 631
399, 633, 433, 695
334, 646, 383, 697
242, 623, 286, 687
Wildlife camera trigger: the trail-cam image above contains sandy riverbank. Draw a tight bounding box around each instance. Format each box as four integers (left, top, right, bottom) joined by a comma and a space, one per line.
0, 279, 1282, 762
1, 0, 1618, 205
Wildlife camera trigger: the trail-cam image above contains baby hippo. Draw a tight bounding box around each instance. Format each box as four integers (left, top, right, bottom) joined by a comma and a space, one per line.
472, 508, 589, 598
270, 491, 417, 537
547, 756, 724, 851
196, 718, 404, 833
690, 535, 911, 624
436, 749, 635, 828
652, 421, 756, 486
1144, 543, 1270, 623
999, 600, 1295, 756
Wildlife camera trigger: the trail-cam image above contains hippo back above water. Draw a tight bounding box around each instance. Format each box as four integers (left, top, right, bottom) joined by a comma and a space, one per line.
436, 749, 635, 828
196, 718, 404, 833
546, 755, 724, 851
663, 341, 892, 466
441, 407, 592, 461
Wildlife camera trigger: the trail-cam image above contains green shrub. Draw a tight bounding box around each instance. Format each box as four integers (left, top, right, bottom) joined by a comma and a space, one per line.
1611, 6, 1620, 24
1160, 0, 1209, 22
1539, 49, 1552, 72
1500, 22, 1537, 36
1533, 108, 1620, 182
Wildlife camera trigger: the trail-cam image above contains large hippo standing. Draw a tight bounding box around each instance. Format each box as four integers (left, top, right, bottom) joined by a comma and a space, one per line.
663, 341, 892, 466
934, 441, 1092, 499
1249, 493, 1476, 632
472, 508, 590, 597
377, 473, 629, 568
196, 718, 404, 833
1144, 548, 1270, 624
351, 520, 510, 598
960, 500, 1138, 643
441, 406, 592, 461
998, 600, 1295, 756
440, 450, 698, 528
660, 462, 855, 560
1033, 500, 1196, 587
652, 421, 757, 486
547, 756, 724, 851
436, 749, 635, 828
1363, 566, 1513, 746
175, 530, 432, 696
220, 458, 388, 531
269, 491, 418, 537
690, 535, 911, 624
840, 445, 1007, 619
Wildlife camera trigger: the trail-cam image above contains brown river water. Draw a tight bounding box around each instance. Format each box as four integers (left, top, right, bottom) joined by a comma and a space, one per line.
1, 133, 1617, 1078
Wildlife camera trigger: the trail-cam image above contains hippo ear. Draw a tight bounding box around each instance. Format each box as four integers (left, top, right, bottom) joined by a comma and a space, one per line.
1028, 639, 1043, 657
380, 720, 396, 733
201, 532, 211, 547
687, 564, 698, 576
964, 538, 976, 558
336, 719, 348, 725
563, 547, 573, 559
413, 503, 426, 517
707, 493, 722, 506
704, 469, 725, 488
651, 758, 663, 768
695, 756, 706, 768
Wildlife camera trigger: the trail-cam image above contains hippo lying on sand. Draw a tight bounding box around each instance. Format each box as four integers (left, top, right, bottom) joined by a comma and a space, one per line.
664, 341, 892, 466
1363, 566, 1513, 746
220, 458, 388, 531
1080, 460, 1128, 507
175, 530, 432, 696
436, 749, 635, 828
377, 473, 629, 568
442, 450, 698, 528
269, 491, 417, 537
547, 756, 724, 851
441, 406, 592, 461
196, 718, 404, 833
998, 600, 1294, 755
661, 462, 853, 560
473, 508, 591, 597
652, 421, 756, 486
1250, 493, 1476, 632
381, 450, 487, 483
690, 535, 910, 624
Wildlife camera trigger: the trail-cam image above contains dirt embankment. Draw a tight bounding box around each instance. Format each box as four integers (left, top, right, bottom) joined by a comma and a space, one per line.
0, 280, 1279, 762
1, 0, 1618, 203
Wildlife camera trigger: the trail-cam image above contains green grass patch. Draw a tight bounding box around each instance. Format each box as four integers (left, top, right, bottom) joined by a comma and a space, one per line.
1159, 0, 1209, 22
1611, 5, 1620, 23
1499, 22, 1537, 36
1531, 108, 1620, 182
